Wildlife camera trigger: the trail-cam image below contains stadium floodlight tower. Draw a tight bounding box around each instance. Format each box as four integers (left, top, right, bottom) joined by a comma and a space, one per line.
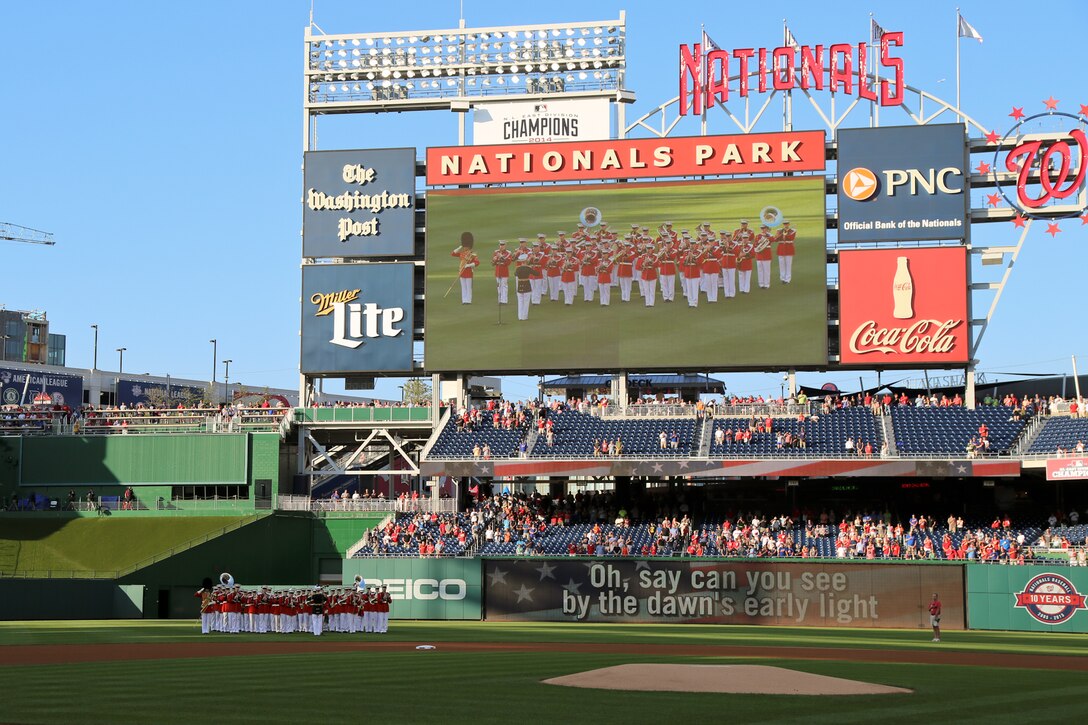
302, 13, 633, 148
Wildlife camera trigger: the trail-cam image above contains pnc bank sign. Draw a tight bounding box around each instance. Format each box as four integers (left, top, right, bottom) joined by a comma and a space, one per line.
837, 124, 968, 243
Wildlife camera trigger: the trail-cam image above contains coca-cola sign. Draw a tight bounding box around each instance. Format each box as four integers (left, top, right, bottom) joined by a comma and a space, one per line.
838, 247, 968, 365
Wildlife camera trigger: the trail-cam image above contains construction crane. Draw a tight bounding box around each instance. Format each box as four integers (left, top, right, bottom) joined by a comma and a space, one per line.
0, 222, 55, 246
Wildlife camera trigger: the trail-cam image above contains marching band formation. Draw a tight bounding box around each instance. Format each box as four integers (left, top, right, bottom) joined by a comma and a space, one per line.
449, 217, 799, 320
195, 578, 391, 637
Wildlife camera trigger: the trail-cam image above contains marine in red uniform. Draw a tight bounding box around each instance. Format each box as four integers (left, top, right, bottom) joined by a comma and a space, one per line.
491, 240, 513, 304
754, 224, 774, 289
775, 219, 796, 283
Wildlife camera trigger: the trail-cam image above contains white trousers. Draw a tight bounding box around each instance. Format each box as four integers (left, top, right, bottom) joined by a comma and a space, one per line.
756, 260, 771, 288
660, 274, 676, 301
547, 276, 561, 300
739, 270, 752, 293
779, 254, 793, 282
517, 292, 531, 320
721, 268, 736, 298
496, 277, 509, 303
312, 614, 324, 636
460, 277, 472, 303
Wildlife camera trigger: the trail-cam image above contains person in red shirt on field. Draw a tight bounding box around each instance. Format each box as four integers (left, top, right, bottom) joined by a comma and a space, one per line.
929, 593, 942, 642
775, 219, 796, 283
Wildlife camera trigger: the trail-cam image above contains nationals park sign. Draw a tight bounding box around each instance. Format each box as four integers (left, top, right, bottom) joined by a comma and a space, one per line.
426, 131, 826, 185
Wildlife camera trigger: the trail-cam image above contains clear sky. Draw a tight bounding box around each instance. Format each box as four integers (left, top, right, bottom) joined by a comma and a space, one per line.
2, 0, 1085, 403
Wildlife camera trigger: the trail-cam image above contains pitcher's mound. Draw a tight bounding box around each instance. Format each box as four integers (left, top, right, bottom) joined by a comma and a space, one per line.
543, 664, 911, 695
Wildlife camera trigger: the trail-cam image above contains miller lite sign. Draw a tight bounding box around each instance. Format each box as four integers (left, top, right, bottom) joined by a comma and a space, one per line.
301, 263, 414, 374
838, 247, 968, 365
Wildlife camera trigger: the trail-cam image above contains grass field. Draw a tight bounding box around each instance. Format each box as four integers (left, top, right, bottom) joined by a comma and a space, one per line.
425, 177, 828, 372
1, 620, 1085, 724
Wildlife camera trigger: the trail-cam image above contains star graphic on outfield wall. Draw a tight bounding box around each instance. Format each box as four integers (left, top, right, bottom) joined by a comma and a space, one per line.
956, 464, 969, 475
1045, 223, 1062, 237
975, 160, 991, 175
1043, 96, 1059, 110
536, 561, 557, 581
1011, 214, 1027, 229
634, 560, 652, 571
986, 193, 1001, 207
562, 578, 583, 595
487, 567, 508, 586
652, 462, 664, 473
984, 129, 1001, 144
1009, 106, 1025, 120
513, 584, 535, 603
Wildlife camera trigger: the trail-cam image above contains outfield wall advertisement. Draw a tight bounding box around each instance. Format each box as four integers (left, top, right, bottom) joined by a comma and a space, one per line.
425, 176, 828, 372
967, 565, 1088, 633
483, 559, 964, 628
342, 558, 481, 620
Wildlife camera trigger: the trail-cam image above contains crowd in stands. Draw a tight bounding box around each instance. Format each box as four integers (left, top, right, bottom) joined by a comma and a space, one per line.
353, 490, 1088, 565
0, 401, 289, 435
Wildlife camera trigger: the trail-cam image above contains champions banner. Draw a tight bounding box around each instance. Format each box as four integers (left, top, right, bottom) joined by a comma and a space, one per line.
483, 558, 964, 628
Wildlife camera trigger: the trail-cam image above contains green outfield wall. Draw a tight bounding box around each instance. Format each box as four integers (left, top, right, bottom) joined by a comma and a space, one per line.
342, 558, 482, 620
0, 581, 143, 619
967, 565, 1088, 633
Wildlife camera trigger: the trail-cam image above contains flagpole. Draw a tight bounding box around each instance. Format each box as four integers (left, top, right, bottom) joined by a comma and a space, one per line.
783, 19, 789, 131
700, 23, 707, 136
955, 7, 961, 115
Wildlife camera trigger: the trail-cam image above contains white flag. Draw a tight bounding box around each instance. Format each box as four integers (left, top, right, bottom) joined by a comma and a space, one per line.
702, 29, 721, 52
958, 14, 983, 43
870, 18, 886, 45
784, 26, 799, 49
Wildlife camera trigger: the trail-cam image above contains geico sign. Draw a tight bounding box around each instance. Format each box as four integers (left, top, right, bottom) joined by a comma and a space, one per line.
365, 578, 467, 600
842, 166, 963, 201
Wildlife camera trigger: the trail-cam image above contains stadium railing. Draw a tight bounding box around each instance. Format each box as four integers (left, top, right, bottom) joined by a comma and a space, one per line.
277, 494, 458, 514
292, 406, 433, 424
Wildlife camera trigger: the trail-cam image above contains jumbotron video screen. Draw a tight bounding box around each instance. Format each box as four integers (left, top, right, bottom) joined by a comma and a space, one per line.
425, 176, 828, 372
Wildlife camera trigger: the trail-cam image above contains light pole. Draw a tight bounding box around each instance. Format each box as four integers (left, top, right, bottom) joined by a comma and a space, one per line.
91, 324, 98, 370
223, 359, 232, 403
116, 347, 127, 374
209, 339, 217, 402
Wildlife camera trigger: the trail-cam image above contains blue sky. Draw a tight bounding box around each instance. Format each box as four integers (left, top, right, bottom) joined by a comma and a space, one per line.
2, 1, 1085, 403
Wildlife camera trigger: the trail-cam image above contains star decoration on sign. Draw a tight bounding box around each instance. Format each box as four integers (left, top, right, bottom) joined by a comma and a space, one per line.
1081, 212, 1088, 225
562, 578, 583, 595
486, 567, 508, 586
984, 129, 1001, 144
985, 193, 1001, 207
1043, 96, 1059, 110
1080, 104, 1088, 117
676, 460, 689, 470
634, 560, 652, 571
1045, 223, 1062, 237
1011, 214, 1027, 229
535, 561, 557, 581
513, 583, 535, 603
651, 462, 664, 473
956, 464, 968, 475
1009, 106, 1025, 121
975, 160, 991, 175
